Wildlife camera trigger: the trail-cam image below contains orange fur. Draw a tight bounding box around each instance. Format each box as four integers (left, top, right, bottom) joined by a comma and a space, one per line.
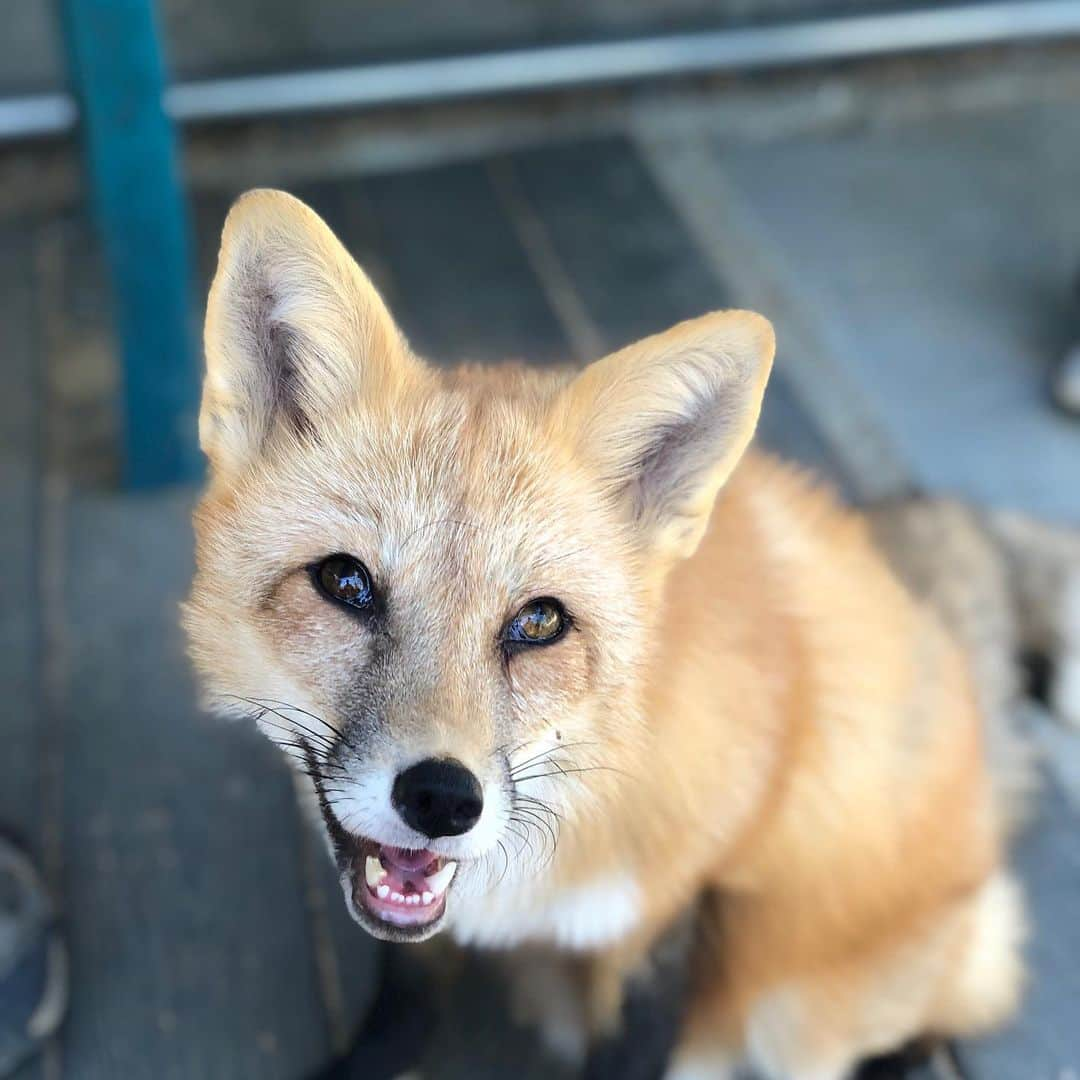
184, 191, 1025, 1080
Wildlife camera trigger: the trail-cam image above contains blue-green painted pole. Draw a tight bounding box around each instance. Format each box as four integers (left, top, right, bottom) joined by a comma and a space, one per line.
59, 0, 201, 488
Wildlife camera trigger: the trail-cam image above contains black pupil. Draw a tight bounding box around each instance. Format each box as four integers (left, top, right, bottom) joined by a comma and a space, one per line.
321, 559, 369, 604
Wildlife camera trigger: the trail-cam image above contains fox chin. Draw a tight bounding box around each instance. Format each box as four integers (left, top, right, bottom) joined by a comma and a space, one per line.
183, 189, 1029, 1078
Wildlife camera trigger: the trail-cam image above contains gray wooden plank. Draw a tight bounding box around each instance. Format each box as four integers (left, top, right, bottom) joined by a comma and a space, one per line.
711, 102, 1080, 523
503, 138, 856, 492
360, 162, 573, 366
0, 222, 41, 846
58, 489, 331, 1080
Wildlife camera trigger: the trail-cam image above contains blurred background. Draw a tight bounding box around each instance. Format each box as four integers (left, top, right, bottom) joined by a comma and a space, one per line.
1, 2, 1079, 1078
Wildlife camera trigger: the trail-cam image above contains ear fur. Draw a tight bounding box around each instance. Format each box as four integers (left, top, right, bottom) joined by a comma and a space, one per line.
558, 310, 774, 560
200, 189, 419, 475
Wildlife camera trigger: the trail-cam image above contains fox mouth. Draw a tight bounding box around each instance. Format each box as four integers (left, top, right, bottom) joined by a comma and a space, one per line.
348, 837, 459, 939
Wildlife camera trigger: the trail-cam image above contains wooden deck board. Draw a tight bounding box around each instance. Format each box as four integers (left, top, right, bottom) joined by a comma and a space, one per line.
503, 137, 853, 489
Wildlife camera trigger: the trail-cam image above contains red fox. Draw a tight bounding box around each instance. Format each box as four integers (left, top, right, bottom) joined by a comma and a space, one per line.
183, 189, 1067, 1079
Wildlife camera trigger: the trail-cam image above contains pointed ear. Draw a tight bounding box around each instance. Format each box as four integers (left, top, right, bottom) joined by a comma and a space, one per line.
558, 310, 774, 561
200, 189, 418, 475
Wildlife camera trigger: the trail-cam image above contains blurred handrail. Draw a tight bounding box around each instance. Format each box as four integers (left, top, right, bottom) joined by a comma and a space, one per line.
5, 0, 1080, 139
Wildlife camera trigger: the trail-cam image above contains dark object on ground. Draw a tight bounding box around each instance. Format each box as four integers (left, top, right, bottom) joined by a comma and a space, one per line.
856, 1040, 969, 1079
309, 942, 436, 1080
1054, 270, 1080, 417
0, 834, 67, 1077
1054, 343, 1080, 417
583, 911, 697, 1080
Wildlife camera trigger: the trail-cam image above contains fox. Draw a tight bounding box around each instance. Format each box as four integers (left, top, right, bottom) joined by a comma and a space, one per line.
182, 189, 1077, 1079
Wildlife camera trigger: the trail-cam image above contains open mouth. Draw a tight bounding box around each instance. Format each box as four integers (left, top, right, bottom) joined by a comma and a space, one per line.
351, 839, 458, 934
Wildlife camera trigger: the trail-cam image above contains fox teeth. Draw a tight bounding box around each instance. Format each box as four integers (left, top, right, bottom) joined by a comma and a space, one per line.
421, 891, 434, 906
426, 860, 457, 897
376, 884, 390, 899
365, 856, 387, 888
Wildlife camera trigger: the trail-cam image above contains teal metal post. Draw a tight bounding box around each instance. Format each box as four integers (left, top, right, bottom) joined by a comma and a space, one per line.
59, 0, 200, 487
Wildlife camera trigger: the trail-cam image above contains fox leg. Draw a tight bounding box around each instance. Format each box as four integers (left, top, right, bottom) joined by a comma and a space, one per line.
666, 872, 1023, 1080
660, 976, 742, 1080
500, 949, 590, 1066
1053, 571, 1080, 727
663, 1042, 740, 1080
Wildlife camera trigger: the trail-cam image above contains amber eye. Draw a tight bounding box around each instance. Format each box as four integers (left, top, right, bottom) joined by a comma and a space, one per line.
506, 599, 567, 647
315, 554, 374, 610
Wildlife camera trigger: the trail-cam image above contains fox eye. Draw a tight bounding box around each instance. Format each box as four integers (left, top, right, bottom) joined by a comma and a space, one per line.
315, 554, 374, 610
505, 599, 567, 646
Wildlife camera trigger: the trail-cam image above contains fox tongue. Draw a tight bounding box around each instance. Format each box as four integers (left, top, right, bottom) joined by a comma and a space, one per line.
378, 846, 438, 897
381, 846, 437, 873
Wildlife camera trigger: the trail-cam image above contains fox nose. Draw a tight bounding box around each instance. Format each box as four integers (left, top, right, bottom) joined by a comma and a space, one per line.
392, 758, 484, 838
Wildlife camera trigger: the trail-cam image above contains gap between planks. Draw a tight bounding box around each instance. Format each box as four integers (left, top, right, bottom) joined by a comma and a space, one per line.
33, 218, 72, 1080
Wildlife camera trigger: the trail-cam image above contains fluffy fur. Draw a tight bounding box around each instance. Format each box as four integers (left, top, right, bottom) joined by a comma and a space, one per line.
184, 190, 1038, 1079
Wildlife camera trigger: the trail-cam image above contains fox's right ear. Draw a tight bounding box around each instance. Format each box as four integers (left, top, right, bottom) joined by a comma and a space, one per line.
200, 189, 419, 476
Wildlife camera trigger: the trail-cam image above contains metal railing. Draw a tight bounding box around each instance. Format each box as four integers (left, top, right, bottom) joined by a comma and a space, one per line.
3, 0, 1080, 140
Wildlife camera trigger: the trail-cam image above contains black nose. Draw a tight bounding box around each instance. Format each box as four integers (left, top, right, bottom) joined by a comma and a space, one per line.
392, 758, 484, 838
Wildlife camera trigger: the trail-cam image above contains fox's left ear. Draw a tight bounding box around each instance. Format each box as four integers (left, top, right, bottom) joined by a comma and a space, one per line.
200, 189, 421, 477
558, 310, 774, 561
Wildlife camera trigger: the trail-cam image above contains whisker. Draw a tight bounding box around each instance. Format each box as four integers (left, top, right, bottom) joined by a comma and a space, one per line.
238, 702, 340, 751
509, 813, 559, 873
401, 516, 489, 549
513, 806, 560, 853
248, 696, 352, 745
261, 714, 339, 752
514, 795, 563, 821
227, 695, 353, 754
541, 545, 590, 566
495, 839, 510, 887
267, 732, 344, 762
304, 771, 350, 785
508, 741, 597, 775
506, 820, 534, 857
499, 739, 533, 765
513, 764, 628, 783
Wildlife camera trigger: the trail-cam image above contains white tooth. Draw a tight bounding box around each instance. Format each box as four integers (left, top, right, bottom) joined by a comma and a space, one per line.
421, 891, 434, 906
426, 860, 458, 897
408, 894, 420, 905
391, 891, 405, 903
376, 884, 390, 899
365, 856, 386, 888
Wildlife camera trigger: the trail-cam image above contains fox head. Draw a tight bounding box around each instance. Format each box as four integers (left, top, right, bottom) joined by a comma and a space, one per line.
183, 190, 774, 942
